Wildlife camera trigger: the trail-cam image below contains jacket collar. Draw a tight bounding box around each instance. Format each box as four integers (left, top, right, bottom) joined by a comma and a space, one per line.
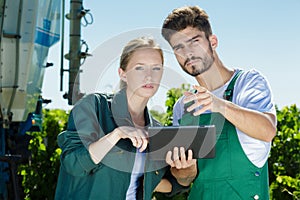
111, 88, 153, 127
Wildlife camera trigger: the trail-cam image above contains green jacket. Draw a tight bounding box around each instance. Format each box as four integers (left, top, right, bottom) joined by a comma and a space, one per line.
55, 89, 176, 200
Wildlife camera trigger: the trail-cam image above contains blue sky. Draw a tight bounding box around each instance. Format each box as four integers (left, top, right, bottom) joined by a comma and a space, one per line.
44, 0, 300, 111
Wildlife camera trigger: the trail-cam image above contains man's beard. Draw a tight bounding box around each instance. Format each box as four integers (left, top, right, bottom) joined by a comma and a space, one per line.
180, 44, 214, 76
181, 55, 214, 77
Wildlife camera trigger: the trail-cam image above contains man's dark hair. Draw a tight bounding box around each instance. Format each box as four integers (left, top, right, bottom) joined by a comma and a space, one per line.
162, 6, 213, 42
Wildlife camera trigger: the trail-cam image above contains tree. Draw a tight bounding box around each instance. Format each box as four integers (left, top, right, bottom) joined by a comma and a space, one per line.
18, 109, 69, 200
164, 84, 191, 126
269, 105, 300, 199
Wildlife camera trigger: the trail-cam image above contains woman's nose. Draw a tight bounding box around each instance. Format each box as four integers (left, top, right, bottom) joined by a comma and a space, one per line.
145, 66, 152, 76
145, 74, 152, 82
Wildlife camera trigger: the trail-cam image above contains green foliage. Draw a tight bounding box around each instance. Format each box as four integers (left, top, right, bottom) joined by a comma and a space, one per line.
164, 84, 191, 126
150, 110, 168, 126
269, 104, 300, 199
150, 84, 190, 127
18, 109, 68, 200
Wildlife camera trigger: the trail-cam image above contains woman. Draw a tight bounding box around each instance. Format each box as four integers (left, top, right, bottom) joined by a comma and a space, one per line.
54, 37, 180, 200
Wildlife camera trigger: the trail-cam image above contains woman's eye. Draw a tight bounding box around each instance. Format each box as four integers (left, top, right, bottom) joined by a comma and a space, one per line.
152, 66, 162, 71
135, 66, 145, 70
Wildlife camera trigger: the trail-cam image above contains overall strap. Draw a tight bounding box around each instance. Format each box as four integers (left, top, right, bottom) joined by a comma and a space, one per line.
223, 70, 243, 101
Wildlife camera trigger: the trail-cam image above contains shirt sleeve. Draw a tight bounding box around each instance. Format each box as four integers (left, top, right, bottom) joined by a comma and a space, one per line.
172, 96, 185, 126
233, 69, 276, 115
58, 94, 102, 176
232, 69, 276, 167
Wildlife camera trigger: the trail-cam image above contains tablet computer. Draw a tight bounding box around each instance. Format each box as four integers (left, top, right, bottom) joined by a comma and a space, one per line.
148, 125, 216, 160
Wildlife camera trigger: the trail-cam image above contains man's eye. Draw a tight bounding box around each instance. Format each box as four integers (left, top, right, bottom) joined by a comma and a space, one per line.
174, 48, 180, 53
173, 45, 183, 52
192, 39, 199, 43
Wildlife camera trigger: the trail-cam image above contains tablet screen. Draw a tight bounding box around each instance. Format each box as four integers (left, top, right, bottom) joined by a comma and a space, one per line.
148, 125, 216, 160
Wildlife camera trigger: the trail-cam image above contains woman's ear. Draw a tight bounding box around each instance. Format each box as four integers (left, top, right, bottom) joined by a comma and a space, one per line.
118, 68, 127, 82
209, 35, 218, 50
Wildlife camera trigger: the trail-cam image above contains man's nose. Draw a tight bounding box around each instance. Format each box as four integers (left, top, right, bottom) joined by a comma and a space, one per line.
184, 47, 194, 58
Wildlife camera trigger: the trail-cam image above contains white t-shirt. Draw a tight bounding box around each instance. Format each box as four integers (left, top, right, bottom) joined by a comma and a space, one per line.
173, 69, 276, 168
126, 150, 145, 200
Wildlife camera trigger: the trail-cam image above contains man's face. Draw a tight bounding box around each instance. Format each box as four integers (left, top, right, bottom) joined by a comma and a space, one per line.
169, 26, 214, 77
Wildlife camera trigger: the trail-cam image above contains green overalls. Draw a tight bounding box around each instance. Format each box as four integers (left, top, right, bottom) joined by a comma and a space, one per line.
180, 72, 269, 200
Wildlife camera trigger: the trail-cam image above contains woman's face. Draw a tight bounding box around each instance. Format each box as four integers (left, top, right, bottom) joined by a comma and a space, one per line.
120, 48, 163, 99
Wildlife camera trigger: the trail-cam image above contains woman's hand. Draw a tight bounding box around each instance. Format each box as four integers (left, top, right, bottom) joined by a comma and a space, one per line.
113, 126, 148, 152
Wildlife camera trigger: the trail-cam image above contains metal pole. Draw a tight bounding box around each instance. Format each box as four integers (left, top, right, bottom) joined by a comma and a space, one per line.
60, 0, 65, 92
68, 0, 82, 105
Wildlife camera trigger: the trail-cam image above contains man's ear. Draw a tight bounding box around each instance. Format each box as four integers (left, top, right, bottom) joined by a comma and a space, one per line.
118, 68, 127, 82
209, 35, 218, 50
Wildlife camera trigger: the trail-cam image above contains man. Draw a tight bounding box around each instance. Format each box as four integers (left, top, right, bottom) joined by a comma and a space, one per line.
161, 6, 277, 199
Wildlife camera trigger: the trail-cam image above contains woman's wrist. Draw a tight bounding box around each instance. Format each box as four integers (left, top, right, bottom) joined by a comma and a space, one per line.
108, 129, 122, 144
